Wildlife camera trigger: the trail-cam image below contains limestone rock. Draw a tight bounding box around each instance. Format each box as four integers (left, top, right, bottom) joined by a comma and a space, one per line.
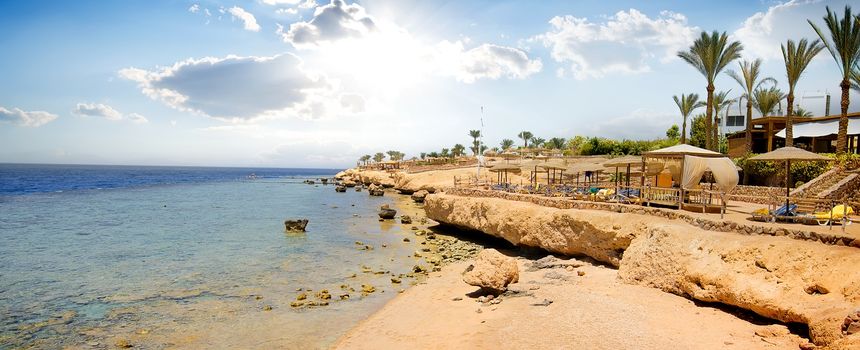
284, 219, 309, 232
462, 249, 519, 293
411, 190, 429, 203
368, 184, 385, 196
618, 225, 860, 346
424, 193, 638, 266
400, 215, 412, 224
378, 205, 396, 220
335, 185, 347, 192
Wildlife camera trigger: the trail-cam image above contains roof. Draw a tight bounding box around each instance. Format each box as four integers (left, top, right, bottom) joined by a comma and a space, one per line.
643, 144, 725, 158
748, 147, 831, 161
488, 163, 522, 173
602, 156, 643, 168
537, 161, 566, 170
774, 115, 860, 138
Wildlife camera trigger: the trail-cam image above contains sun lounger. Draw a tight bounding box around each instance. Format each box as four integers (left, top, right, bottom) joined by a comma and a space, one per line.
752, 204, 798, 222
801, 205, 854, 226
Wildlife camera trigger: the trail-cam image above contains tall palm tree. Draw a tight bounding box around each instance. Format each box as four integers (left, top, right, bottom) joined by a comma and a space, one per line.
359, 154, 371, 165
517, 131, 533, 148
727, 59, 776, 153
500, 139, 514, 150
809, 6, 860, 153
372, 152, 385, 163
468, 130, 482, 155
672, 93, 704, 144
530, 137, 545, 148
781, 38, 825, 147
678, 31, 743, 151
711, 90, 733, 143
752, 86, 786, 118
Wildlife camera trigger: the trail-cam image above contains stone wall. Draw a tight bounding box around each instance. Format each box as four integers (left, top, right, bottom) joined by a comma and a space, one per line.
442, 188, 858, 248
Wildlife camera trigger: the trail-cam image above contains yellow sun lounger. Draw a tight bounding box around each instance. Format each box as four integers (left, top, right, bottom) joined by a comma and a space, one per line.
809, 205, 854, 226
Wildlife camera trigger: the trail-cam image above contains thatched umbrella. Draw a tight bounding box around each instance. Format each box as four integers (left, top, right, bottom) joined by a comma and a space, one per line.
499, 152, 520, 164
748, 147, 830, 210
566, 161, 606, 189
489, 163, 522, 185
538, 161, 567, 184
603, 156, 642, 194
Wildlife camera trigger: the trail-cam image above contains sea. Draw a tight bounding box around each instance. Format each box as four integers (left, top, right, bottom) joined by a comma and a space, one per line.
0, 164, 430, 349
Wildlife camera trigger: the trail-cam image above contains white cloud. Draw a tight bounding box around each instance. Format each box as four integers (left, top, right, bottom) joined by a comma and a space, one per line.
73, 102, 123, 120
127, 113, 149, 124
262, 0, 301, 5
276, 8, 299, 15
188, 4, 200, 13
535, 9, 698, 80
119, 54, 351, 122
228, 6, 261, 32
278, 0, 376, 48
298, 0, 318, 9
733, 0, 851, 60
436, 41, 542, 83
339, 93, 365, 113
0, 106, 58, 127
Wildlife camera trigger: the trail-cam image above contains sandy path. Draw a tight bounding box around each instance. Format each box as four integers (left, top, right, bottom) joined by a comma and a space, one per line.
334, 257, 807, 350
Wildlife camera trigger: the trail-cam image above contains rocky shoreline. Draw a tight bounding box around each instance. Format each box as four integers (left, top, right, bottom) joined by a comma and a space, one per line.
334, 168, 860, 349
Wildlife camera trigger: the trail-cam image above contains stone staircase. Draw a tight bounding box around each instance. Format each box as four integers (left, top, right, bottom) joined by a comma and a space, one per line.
791, 167, 859, 212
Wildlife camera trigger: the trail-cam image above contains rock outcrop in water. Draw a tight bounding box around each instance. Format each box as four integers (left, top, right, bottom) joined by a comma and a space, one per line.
423, 192, 860, 347
335, 185, 346, 192
411, 190, 429, 203
368, 184, 385, 196
378, 205, 396, 220
462, 249, 519, 294
284, 219, 309, 232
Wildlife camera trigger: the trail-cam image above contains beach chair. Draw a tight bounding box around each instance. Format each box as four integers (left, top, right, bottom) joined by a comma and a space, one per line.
804, 205, 854, 226
751, 204, 798, 222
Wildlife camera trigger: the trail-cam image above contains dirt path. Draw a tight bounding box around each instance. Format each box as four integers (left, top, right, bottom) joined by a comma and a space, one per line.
334, 257, 809, 350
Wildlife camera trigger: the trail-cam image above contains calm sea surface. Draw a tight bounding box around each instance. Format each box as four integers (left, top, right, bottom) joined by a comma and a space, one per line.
0, 164, 428, 349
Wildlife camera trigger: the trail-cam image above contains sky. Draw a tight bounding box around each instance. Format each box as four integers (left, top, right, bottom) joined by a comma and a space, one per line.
1, 0, 859, 168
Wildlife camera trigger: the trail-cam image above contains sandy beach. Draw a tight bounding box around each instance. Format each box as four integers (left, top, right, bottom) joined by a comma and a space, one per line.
335, 255, 806, 349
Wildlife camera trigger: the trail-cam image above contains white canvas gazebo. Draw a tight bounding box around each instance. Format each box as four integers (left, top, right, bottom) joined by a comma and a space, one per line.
642, 144, 738, 210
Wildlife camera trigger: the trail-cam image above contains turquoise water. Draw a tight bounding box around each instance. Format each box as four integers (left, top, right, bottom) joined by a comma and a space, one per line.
0, 170, 429, 349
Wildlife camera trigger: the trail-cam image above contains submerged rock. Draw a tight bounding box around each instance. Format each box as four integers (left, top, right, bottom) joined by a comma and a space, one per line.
378, 205, 396, 220
462, 249, 519, 294
284, 219, 309, 232
400, 215, 412, 224
335, 185, 347, 192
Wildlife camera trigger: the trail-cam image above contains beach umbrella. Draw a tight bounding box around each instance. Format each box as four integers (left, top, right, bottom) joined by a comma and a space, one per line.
499, 152, 520, 163
489, 163, 521, 185
603, 156, 642, 193
538, 161, 566, 184
748, 147, 830, 210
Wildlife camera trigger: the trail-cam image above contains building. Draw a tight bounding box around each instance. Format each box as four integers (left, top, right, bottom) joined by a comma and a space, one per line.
725, 112, 859, 157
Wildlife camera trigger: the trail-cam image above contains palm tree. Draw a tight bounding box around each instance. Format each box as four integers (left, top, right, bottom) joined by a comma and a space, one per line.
468, 130, 482, 156
452, 144, 466, 157
372, 152, 385, 163
781, 38, 825, 147
359, 154, 371, 165
672, 93, 704, 144
794, 106, 814, 117
711, 90, 733, 143
547, 137, 566, 149
419, 152, 427, 160
530, 137, 545, 148
500, 139, 514, 150
678, 31, 743, 151
809, 6, 860, 153
727, 59, 776, 153
440, 148, 450, 158
517, 131, 533, 148
752, 86, 786, 118
851, 65, 860, 91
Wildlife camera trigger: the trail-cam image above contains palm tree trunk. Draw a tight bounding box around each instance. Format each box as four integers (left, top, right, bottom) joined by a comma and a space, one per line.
705, 84, 715, 150
681, 117, 688, 144
786, 92, 794, 147
712, 105, 719, 151
745, 101, 753, 154
838, 79, 850, 153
